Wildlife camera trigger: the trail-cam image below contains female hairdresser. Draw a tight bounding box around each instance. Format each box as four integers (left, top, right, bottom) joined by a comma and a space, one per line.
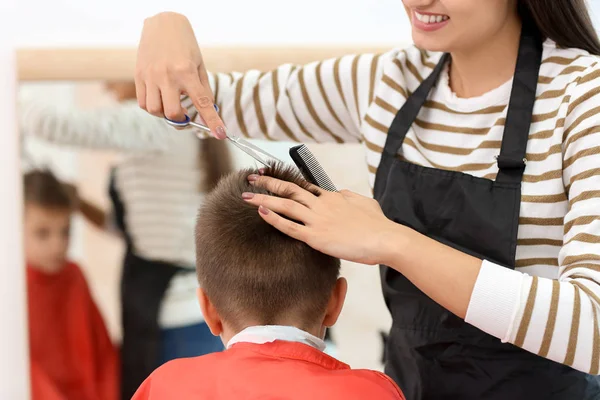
19, 83, 231, 399
136, 1, 600, 398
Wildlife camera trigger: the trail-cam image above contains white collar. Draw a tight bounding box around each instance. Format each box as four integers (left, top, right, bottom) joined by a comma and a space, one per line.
226, 325, 326, 351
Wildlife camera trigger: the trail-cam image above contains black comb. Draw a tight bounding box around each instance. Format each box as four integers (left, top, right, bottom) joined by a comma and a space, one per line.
289, 145, 337, 192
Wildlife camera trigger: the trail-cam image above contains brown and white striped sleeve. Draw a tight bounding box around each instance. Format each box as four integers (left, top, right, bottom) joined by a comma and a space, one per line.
19, 94, 178, 152
183, 52, 394, 143
466, 63, 600, 375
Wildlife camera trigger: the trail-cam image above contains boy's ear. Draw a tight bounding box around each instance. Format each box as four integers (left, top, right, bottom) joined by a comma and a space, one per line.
323, 277, 348, 328
197, 287, 223, 336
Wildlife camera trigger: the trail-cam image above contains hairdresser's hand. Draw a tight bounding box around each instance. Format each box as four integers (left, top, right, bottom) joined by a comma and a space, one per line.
243, 175, 405, 265
136, 12, 226, 138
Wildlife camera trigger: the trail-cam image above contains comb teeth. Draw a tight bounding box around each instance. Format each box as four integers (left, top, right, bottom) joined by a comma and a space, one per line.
291, 145, 337, 192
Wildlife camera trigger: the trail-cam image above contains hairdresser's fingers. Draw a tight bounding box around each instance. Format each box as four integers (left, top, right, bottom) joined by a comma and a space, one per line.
198, 64, 212, 93
242, 193, 312, 223
145, 85, 164, 117
249, 175, 317, 208
161, 85, 187, 122
339, 189, 361, 198
183, 72, 226, 139
305, 182, 325, 196
257, 206, 309, 242
134, 76, 147, 110
255, 168, 323, 196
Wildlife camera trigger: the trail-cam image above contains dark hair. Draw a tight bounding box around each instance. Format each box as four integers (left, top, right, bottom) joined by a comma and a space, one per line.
23, 170, 73, 210
520, 0, 600, 55
199, 138, 233, 192
195, 163, 340, 330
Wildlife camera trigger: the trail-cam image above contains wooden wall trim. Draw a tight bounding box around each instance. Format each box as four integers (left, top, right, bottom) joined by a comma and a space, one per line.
16, 45, 398, 81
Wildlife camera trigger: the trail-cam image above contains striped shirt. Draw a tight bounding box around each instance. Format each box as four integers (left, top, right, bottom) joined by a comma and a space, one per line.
19, 98, 205, 328
187, 39, 600, 374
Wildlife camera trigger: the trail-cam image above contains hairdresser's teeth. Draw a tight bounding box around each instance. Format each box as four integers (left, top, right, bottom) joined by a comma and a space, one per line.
415, 11, 449, 24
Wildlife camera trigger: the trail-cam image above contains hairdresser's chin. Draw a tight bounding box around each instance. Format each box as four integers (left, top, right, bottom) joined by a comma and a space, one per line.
403, 0, 521, 53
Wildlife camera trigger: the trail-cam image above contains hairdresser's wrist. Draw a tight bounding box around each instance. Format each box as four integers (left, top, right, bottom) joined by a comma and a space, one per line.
141, 12, 195, 49
375, 220, 414, 268
144, 11, 190, 27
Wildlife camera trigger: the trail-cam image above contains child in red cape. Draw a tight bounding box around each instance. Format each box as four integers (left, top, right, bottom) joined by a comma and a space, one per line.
24, 170, 119, 400
133, 164, 404, 400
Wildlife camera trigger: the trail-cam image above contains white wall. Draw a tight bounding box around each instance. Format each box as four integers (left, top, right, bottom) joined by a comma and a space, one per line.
1, 0, 30, 398
13, 0, 600, 48
15, 0, 409, 47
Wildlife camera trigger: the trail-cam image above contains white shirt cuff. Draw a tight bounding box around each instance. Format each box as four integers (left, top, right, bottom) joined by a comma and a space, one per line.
465, 260, 525, 342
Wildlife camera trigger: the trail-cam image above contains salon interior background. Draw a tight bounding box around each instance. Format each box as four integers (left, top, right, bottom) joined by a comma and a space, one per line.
3, 0, 600, 384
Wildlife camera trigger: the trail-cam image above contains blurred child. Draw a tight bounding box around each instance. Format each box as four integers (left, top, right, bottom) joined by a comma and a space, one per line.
24, 170, 119, 400
132, 164, 404, 400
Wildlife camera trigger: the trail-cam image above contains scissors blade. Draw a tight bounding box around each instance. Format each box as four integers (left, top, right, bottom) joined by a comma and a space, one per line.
227, 138, 270, 166
228, 136, 282, 164
166, 115, 280, 166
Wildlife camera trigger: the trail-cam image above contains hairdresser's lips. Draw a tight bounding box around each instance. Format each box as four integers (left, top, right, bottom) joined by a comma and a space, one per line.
412, 10, 450, 32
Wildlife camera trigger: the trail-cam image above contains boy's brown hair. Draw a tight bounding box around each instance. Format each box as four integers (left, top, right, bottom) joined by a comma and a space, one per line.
23, 170, 73, 210
195, 163, 341, 330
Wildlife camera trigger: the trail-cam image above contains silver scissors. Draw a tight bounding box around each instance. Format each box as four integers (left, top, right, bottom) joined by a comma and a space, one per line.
165, 114, 282, 167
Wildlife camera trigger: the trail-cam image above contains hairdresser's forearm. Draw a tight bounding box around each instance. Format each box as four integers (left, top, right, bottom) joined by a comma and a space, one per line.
19, 92, 174, 152
380, 223, 482, 319
78, 198, 107, 231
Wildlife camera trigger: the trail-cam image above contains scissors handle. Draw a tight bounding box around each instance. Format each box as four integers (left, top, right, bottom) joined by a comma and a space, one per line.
164, 115, 212, 134
165, 102, 220, 133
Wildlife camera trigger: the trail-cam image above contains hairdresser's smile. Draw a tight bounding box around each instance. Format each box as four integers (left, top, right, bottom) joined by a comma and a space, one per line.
412, 10, 450, 31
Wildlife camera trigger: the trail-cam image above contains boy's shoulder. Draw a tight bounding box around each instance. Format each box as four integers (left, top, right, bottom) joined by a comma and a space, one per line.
149, 350, 224, 378
27, 260, 86, 284
328, 368, 405, 399
131, 353, 225, 399
63, 261, 88, 284
133, 347, 405, 400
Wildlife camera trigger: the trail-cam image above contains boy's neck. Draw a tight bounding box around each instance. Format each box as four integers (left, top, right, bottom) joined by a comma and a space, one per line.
27, 260, 68, 275
222, 322, 324, 347
224, 324, 326, 351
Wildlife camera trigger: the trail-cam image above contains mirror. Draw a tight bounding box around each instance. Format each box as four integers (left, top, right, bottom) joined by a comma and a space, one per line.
16, 45, 394, 398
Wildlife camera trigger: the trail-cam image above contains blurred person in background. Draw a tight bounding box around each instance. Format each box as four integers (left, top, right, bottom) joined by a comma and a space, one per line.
24, 169, 119, 400
19, 83, 232, 399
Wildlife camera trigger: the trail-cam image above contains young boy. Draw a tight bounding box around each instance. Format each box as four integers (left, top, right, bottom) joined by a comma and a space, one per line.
133, 164, 404, 399
23, 170, 119, 400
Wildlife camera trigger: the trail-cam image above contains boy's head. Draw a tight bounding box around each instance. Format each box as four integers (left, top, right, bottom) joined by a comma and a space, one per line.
23, 170, 73, 273
195, 163, 346, 341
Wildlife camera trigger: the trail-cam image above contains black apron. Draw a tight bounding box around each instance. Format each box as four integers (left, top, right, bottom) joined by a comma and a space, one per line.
108, 171, 184, 400
374, 25, 600, 399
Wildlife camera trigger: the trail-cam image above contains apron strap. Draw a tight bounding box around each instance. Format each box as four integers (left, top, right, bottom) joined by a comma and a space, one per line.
495, 23, 544, 184
382, 53, 450, 157
108, 168, 134, 249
